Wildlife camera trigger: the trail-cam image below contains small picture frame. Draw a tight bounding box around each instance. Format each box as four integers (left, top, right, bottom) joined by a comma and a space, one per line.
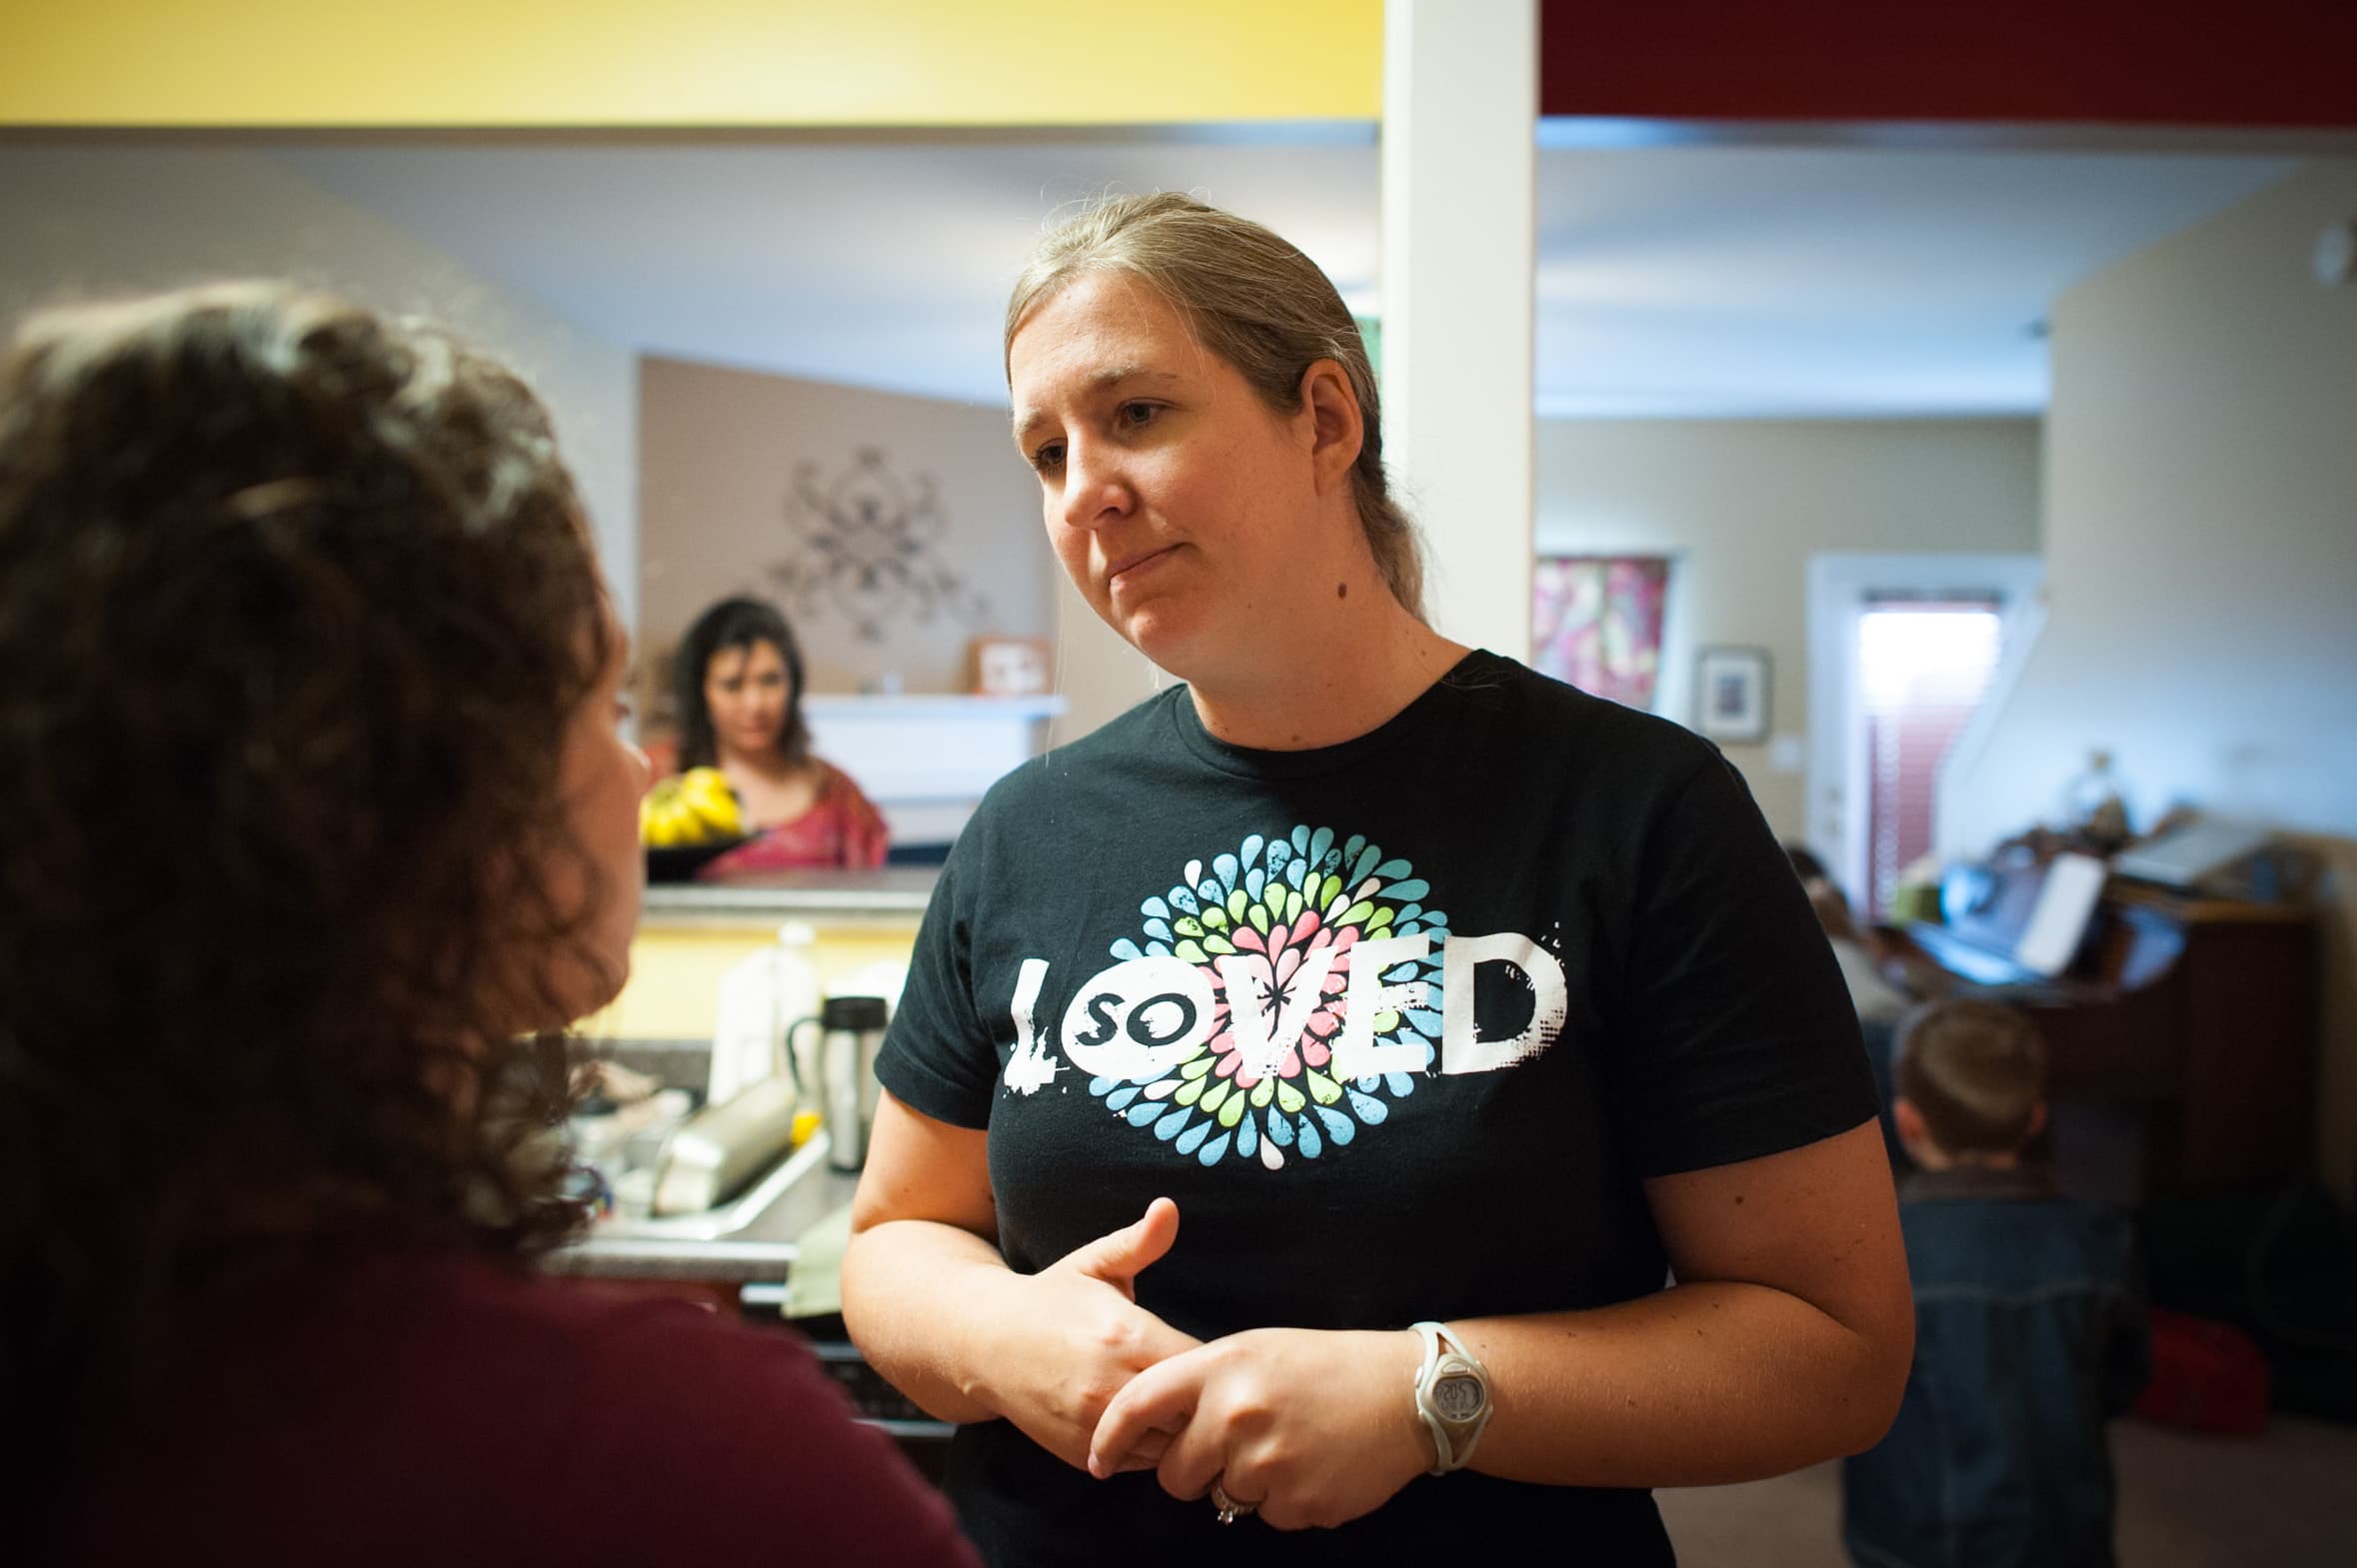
967, 635, 1054, 697
1694, 646, 1771, 744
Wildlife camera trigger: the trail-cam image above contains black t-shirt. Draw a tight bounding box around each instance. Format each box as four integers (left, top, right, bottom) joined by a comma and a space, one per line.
878, 651, 1874, 1566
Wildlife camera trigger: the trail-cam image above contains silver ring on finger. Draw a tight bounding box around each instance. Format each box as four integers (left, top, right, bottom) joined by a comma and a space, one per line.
1209, 1477, 1258, 1525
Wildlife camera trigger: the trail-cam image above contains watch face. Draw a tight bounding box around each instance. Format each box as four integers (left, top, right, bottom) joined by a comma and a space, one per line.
1433, 1371, 1485, 1421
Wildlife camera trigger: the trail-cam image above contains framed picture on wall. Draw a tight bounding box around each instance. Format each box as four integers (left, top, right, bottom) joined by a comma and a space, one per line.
967, 635, 1054, 697
1694, 646, 1771, 744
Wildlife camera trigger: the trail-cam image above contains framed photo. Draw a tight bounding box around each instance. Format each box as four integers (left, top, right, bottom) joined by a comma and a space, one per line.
1694, 646, 1771, 744
967, 635, 1054, 697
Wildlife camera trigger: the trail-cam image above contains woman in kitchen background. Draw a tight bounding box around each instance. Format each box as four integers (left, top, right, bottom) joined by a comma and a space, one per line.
842, 193, 1914, 1567
0, 283, 975, 1567
658, 593, 891, 873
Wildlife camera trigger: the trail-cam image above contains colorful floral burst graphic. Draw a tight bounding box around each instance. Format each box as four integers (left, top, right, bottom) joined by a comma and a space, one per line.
1093, 825, 1448, 1169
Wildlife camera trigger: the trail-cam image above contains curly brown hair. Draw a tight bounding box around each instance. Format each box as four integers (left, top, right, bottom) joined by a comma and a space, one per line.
0, 284, 618, 1464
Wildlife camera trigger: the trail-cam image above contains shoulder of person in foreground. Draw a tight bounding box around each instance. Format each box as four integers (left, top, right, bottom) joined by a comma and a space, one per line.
45, 1246, 980, 1567
461, 1260, 980, 1566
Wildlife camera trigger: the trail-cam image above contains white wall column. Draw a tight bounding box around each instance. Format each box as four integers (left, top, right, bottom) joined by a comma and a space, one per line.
1380, 0, 1537, 660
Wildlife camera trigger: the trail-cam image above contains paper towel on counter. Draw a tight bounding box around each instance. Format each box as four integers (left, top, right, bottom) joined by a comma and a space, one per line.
782, 1198, 856, 1320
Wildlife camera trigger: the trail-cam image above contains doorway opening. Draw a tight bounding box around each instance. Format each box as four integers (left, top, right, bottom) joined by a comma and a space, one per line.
1807, 554, 2044, 918
1857, 601, 2005, 917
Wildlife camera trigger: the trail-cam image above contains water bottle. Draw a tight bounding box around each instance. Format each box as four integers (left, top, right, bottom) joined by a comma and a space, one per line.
706, 920, 821, 1108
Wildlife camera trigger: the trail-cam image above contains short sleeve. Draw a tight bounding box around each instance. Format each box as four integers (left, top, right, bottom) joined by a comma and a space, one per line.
1604, 752, 1878, 1177
875, 834, 999, 1128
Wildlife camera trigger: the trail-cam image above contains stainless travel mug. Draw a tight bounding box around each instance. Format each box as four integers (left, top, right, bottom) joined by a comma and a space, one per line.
816, 994, 890, 1171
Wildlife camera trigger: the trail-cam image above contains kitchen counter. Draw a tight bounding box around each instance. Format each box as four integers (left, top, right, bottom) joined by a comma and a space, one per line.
556, 873, 935, 1285
542, 1044, 867, 1285
543, 1151, 863, 1283
642, 867, 939, 927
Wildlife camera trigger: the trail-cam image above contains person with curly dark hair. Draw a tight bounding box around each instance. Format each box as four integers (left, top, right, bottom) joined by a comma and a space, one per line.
0, 283, 977, 1566
664, 594, 891, 873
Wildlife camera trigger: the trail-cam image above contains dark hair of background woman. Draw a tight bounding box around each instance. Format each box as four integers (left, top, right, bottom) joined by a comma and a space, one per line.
0, 284, 615, 1478
672, 594, 813, 772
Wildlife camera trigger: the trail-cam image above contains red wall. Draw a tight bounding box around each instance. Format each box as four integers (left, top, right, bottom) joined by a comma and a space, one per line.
1538, 0, 2357, 128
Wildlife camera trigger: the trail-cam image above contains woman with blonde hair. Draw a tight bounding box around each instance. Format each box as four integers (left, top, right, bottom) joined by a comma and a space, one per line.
843, 193, 1913, 1565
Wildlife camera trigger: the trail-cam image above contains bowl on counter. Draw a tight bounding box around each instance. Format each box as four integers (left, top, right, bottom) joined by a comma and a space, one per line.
645, 836, 748, 882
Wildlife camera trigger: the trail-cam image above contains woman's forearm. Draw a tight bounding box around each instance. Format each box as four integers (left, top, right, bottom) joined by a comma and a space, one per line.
1081, 1273, 1911, 1529
844, 1198, 1206, 1473
841, 1217, 1023, 1425
846, 1237, 1907, 1480
1456, 1279, 1910, 1488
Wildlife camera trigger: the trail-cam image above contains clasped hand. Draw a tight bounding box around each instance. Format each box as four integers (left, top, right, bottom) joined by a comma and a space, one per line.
1013, 1199, 1430, 1531
988, 1195, 1201, 1472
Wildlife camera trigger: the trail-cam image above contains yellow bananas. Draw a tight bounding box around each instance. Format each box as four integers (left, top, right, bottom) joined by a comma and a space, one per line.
640, 767, 745, 847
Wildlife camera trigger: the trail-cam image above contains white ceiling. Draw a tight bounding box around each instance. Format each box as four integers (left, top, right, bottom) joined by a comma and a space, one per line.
271, 131, 2299, 420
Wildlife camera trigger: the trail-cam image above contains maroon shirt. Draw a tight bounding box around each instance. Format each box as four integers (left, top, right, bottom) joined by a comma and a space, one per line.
45, 1245, 978, 1567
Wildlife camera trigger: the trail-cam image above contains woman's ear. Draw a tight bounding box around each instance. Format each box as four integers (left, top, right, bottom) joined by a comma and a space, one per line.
1296, 359, 1363, 492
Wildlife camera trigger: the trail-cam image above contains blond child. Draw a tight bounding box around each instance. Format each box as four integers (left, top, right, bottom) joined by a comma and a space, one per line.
1843, 1000, 2150, 1568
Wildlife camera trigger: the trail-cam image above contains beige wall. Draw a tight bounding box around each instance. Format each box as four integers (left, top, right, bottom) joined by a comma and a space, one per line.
0, 144, 638, 625
637, 355, 1055, 701
1045, 569, 1171, 752
1536, 418, 2042, 835
1951, 160, 2357, 1202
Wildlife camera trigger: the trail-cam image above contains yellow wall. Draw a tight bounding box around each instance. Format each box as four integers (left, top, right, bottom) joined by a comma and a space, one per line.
590, 922, 922, 1042
2, 1, 1380, 126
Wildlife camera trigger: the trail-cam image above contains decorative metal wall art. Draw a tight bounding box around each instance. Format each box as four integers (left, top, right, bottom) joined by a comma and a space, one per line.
766, 447, 986, 641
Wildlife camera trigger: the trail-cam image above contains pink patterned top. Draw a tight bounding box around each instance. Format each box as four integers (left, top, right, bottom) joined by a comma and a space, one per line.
695, 762, 891, 876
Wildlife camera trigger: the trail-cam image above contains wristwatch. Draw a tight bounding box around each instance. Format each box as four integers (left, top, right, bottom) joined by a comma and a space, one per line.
1409, 1320, 1492, 1474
